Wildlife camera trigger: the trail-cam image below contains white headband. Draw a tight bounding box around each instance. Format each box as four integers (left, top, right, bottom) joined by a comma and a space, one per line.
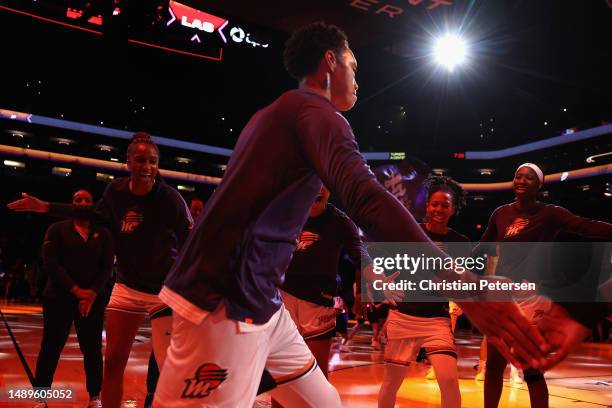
516, 163, 544, 185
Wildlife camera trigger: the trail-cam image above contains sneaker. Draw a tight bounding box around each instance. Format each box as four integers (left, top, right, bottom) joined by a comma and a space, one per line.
425, 366, 436, 380
475, 367, 486, 381
88, 396, 102, 408
510, 365, 524, 385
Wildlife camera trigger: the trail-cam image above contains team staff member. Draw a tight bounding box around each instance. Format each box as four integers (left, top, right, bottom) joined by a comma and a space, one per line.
33, 189, 113, 408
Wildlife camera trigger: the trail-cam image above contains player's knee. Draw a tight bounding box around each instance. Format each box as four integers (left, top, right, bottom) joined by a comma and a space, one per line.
523, 369, 544, 383
484, 356, 506, 372
320, 385, 341, 407
435, 372, 458, 390
104, 350, 130, 371
380, 375, 403, 394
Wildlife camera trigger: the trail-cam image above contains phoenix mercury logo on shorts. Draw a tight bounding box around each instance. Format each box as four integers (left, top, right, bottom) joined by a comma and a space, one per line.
181, 363, 228, 399
504, 218, 529, 238
296, 231, 320, 251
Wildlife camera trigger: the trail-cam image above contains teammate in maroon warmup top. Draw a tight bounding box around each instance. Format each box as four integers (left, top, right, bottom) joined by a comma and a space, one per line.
480, 163, 612, 408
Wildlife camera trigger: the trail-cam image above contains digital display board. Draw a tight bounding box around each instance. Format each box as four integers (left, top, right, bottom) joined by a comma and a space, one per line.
0, 0, 273, 61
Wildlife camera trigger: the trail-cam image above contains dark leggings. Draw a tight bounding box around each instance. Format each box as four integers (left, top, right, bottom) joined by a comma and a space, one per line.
146, 350, 159, 394
34, 295, 106, 397
484, 339, 548, 408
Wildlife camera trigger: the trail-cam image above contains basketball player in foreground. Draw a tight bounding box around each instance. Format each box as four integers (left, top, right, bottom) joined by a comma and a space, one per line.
153, 22, 588, 407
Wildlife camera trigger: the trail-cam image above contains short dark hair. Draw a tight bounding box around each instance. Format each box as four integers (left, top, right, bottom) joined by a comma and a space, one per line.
424, 175, 467, 214
283, 22, 348, 80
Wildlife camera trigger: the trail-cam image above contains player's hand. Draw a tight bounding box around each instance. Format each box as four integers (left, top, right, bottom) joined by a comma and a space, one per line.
79, 299, 93, 317
380, 271, 403, 307
71, 286, 96, 302
6, 193, 49, 213
81, 289, 97, 302
459, 301, 549, 370
537, 303, 590, 371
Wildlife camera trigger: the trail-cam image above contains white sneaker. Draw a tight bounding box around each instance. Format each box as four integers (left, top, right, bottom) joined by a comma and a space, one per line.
425, 366, 436, 380
339, 344, 352, 353
475, 367, 486, 381
510, 365, 524, 385
88, 396, 102, 408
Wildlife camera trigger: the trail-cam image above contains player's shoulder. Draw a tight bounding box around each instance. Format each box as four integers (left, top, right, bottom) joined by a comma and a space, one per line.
492, 203, 513, 217
286, 90, 350, 126
105, 177, 129, 194
157, 181, 187, 206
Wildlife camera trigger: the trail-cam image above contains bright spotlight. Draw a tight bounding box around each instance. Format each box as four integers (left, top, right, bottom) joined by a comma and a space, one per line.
434, 34, 467, 71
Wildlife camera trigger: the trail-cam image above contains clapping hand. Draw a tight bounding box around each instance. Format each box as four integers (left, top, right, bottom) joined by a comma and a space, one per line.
537, 303, 590, 371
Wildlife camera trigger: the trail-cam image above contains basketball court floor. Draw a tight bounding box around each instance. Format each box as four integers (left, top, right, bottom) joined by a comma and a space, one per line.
1, 304, 610, 407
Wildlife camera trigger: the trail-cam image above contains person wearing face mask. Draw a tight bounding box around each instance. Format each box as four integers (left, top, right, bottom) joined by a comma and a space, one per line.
7, 132, 193, 408
479, 163, 612, 408
32, 189, 113, 408
188, 198, 205, 221
378, 176, 469, 408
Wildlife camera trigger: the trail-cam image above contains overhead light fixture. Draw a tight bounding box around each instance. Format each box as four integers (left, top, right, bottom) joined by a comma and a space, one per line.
433, 34, 467, 72
176, 157, 192, 164
3, 160, 25, 168
580, 184, 590, 192
432, 168, 446, 175
110, 157, 119, 162
52, 167, 72, 177
54, 138, 73, 146
478, 168, 494, 176
472, 195, 485, 201
177, 185, 195, 192
96, 144, 114, 152
96, 172, 114, 182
